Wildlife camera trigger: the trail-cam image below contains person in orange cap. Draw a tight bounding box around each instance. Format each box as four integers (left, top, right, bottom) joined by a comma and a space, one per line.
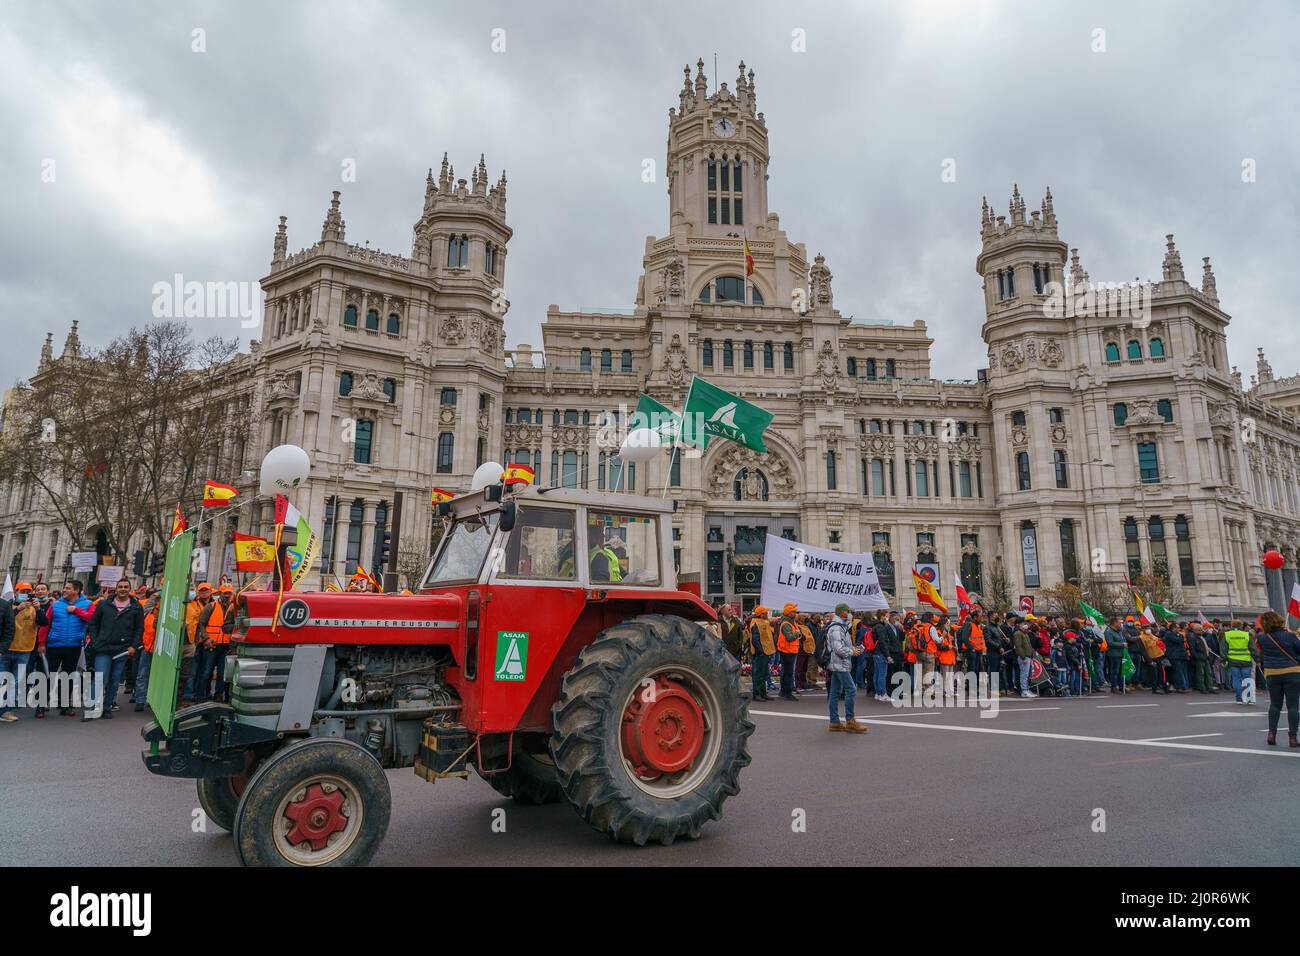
776, 603, 802, 700
747, 606, 775, 701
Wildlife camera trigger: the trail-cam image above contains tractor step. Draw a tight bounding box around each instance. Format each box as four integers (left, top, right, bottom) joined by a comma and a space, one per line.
414, 722, 470, 782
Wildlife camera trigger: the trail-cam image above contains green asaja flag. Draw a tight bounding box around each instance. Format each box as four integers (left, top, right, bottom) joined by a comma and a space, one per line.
633, 393, 683, 441
1079, 600, 1107, 628
1148, 601, 1178, 621
682, 376, 774, 452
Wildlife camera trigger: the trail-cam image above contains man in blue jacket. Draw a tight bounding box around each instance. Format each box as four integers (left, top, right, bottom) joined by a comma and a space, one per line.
46, 581, 91, 716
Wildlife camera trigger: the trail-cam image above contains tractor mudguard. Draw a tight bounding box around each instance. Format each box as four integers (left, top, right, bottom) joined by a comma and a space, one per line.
141, 701, 280, 779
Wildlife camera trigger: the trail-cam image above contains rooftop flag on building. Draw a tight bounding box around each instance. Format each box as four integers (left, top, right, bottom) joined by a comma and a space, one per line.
912, 567, 948, 614
682, 376, 774, 452
744, 235, 754, 277
202, 480, 238, 507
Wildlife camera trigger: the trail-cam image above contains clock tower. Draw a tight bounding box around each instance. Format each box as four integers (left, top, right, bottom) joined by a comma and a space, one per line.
666, 59, 770, 238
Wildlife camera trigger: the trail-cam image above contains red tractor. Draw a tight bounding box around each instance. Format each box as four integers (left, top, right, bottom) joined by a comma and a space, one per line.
142, 485, 753, 865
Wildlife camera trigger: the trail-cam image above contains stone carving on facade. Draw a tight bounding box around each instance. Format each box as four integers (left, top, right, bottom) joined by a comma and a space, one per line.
438, 405, 457, 426
1010, 425, 1028, 447
903, 435, 937, 459
706, 445, 796, 499
477, 409, 490, 434
1000, 344, 1024, 371
440, 314, 464, 345
664, 333, 690, 388
352, 371, 386, 402
552, 425, 588, 448
987, 349, 999, 370
267, 371, 298, 401
481, 321, 501, 355
504, 423, 542, 447
661, 255, 685, 304
737, 468, 769, 501
1050, 424, 1068, 444
1124, 399, 1163, 427
1041, 338, 1064, 367
860, 434, 895, 457
817, 340, 839, 390
1024, 340, 1038, 362
809, 254, 833, 308
953, 436, 982, 461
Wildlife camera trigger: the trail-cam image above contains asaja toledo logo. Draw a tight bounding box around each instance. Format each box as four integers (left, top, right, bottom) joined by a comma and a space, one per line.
494, 631, 528, 681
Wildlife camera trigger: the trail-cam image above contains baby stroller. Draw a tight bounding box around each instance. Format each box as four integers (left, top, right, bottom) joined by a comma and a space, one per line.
1026, 655, 1064, 697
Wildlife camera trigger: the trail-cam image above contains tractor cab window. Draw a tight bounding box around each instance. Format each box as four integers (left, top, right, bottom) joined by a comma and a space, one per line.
423, 512, 498, 585
585, 511, 659, 586
499, 506, 577, 581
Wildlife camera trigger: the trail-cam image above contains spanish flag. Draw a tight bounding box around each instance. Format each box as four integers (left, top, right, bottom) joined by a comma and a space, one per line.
170, 502, 187, 538
743, 235, 754, 277
503, 463, 535, 486
233, 531, 274, 572
431, 487, 455, 504
352, 565, 384, 593
202, 480, 239, 507
912, 567, 948, 614
325, 579, 342, 593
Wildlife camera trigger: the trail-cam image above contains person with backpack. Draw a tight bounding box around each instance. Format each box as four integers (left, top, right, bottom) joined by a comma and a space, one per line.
1257, 611, 1300, 746
934, 614, 957, 702
825, 603, 866, 734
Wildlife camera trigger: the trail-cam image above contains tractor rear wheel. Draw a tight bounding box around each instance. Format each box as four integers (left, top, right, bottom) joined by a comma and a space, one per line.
233, 738, 391, 867
196, 751, 258, 832
479, 748, 563, 805
550, 613, 753, 846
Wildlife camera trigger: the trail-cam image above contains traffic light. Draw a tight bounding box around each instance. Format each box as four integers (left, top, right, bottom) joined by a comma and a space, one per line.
378, 531, 392, 570
149, 553, 165, 576
133, 550, 148, 577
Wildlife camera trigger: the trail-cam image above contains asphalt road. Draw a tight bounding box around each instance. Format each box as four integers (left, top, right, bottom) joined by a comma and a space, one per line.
2, 684, 1295, 866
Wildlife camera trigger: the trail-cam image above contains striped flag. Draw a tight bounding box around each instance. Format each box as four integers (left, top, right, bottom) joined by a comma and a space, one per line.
913, 567, 948, 614
202, 480, 238, 507
1289, 582, 1300, 619
743, 235, 754, 277
431, 487, 455, 504
170, 502, 187, 538
953, 573, 971, 625
503, 463, 535, 486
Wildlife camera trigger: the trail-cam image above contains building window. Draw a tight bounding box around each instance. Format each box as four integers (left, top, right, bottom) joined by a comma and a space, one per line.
476, 436, 486, 467
516, 408, 531, 424
365, 309, 380, 331
872, 532, 895, 595
1105, 341, 1121, 362
354, 420, 374, 464
716, 276, 746, 303
743, 341, 754, 370
485, 242, 498, 276
866, 358, 877, 380
343, 305, 358, 327
1048, 407, 1063, 424
847, 357, 857, 378
436, 432, 454, 473
885, 359, 896, 378
960, 538, 983, 594
723, 340, 734, 368
827, 451, 837, 490
698, 281, 712, 302
914, 459, 929, 496
1175, 514, 1195, 585
346, 499, 364, 574
339, 371, 353, 396
1127, 339, 1142, 360
440, 387, 457, 405
1157, 399, 1173, 422
1124, 516, 1141, 577
600, 348, 612, 372
1148, 515, 1169, 581
1113, 403, 1128, 426
580, 348, 591, 371
871, 459, 886, 496
1060, 519, 1079, 583
1137, 442, 1159, 483
1033, 263, 1045, 294
564, 409, 579, 425
1054, 449, 1068, 488
763, 341, 774, 370
561, 450, 578, 488
621, 349, 632, 372
958, 460, 973, 497
387, 313, 401, 334
447, 235, 468, 268
702, 339, 713, 367
997, 271, 1005, 299
669, 451, 681, 487
1011, 410, 1026, 427
1016, 451, 1031, 490
382, 378, 396, 403
1006, 268, 1015, 296
1149, 337, 1165, 358
784, 342, 794, 370
707, 550, 724, 594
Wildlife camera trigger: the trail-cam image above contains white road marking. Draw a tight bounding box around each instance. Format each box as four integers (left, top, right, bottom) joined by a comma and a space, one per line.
1187, 701, 1237, 706
1141, 733, 1225, 742
749, 710, 1300, 759
1188, 711, 1266, 718
1097, 703, 1159, 709
993, 707, 1060, 713
751, 709, 942, 720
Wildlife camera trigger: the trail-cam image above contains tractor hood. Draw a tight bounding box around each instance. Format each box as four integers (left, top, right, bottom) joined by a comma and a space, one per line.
235, 589, 463, 646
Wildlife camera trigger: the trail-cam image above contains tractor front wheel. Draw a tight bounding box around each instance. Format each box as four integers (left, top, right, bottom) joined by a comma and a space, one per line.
550, 613, 753, 845
196, 751, 258, 832
232, 738, 391, 867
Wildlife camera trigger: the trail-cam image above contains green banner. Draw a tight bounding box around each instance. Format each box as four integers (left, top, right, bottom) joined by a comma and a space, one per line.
683, 376, 774, 452
147, 530, 194, 736
633, 393, 686, 441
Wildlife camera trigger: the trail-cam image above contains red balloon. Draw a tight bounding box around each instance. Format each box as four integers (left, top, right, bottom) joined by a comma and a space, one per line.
1262, 549, 1285, 570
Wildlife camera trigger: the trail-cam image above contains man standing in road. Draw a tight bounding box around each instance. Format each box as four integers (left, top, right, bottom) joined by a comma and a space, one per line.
717, 604, 743, 661
747, 606, 775, 702
826, 603, 866, 734
1013, 620, 1036, 698
1220, 620, 1259, 704
776, 603, 801, 701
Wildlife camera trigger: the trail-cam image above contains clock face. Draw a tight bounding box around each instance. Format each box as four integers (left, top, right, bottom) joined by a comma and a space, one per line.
712, 117, 735, 138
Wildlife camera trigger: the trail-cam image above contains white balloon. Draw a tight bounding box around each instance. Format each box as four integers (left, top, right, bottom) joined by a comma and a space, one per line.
619, 427, 662, 462
472, 461, 505, 491
259, 444, 311, 496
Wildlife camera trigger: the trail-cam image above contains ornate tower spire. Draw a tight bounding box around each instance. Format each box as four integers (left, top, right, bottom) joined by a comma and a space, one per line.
39, 332, 53, 367
320, 190, 345, 242
1161, 233, 1184, 281
1201, 256, 1218, 301
1257, 347, 1274, 384
473, 154, 488, 196
747, 66, 755, 112
1041, 186, 1056, 227
438, 152, 450, 192
980, 196, 993, 238
1069, 247, 1089, 290
1008, 184, 1026, 225
694, 57, 708, 102
62, 320, 81, 359
272, 215, 287, 264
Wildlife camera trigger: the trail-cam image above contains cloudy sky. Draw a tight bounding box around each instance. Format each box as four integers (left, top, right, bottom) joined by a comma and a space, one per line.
3, 0, 1297, 391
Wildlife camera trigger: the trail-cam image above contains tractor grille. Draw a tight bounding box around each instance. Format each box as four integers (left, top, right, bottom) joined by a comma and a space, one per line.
231, 644, 295, 718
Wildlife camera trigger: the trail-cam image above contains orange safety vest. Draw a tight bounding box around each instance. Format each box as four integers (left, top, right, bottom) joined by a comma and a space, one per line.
204, 601, 228, 645
967, 622, 986, 653
750, 619, 776, 656
142, 608, 158, 654
776, 618, 802, 654
935, 625, 956, 665
798, 623, 815, 654
906, 622, 932, 660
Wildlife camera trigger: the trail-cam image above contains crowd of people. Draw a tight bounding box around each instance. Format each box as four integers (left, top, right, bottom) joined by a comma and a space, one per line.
710, 602, 1300, 746
0, 577, 237, 722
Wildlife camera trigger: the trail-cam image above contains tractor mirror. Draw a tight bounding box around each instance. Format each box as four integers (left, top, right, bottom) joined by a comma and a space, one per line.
499, 500, 517, 533
484, 484, 504, 503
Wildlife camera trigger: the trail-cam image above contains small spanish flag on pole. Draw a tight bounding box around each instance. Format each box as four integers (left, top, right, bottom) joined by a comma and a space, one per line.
912, 567, 948, 614
170, 502, 187, 538
743, 234, 754, 277
202, 480, 239, 507
431, 487, 455, 504
503, 463, 535, 486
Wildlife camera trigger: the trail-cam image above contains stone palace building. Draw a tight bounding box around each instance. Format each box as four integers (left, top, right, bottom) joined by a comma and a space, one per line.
4, 58, 1300, 616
